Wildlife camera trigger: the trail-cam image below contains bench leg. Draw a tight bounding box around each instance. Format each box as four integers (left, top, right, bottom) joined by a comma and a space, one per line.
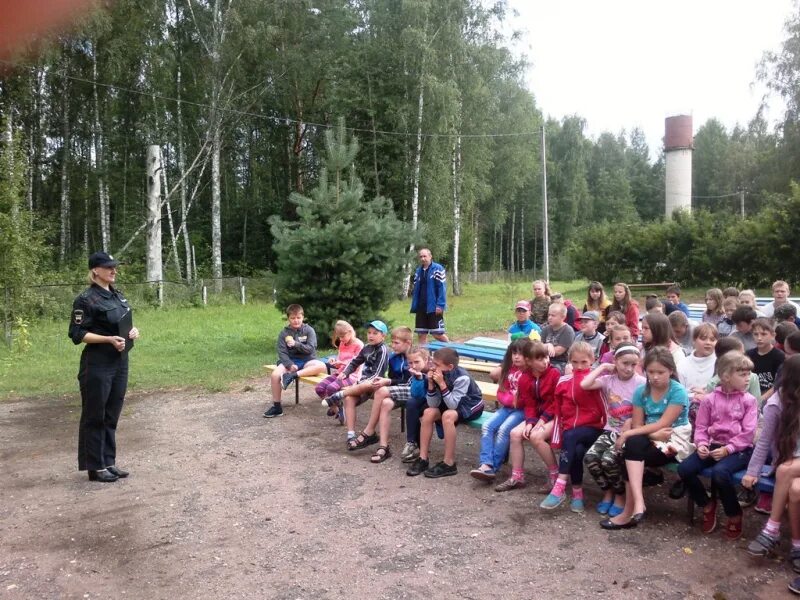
295, 380, 300, 405
400, 406, 406, 433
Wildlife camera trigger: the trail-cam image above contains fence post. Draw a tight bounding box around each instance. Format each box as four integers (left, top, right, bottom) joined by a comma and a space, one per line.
157, 280, 164, 307
202, 285, 208, 306
240, 280, 246, 305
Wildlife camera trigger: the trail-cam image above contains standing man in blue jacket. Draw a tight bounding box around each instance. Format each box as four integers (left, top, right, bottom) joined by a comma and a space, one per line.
410, 248, 450, 344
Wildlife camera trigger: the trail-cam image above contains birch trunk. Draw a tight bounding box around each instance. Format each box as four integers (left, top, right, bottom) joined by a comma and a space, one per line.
91, 47, 110, 250
451, 135, 462, 296
5, 117, 18, 222
402, 65, 425, 298
59, 82, 70, 263
520, 206, 525, 271
472, 212, 478, 282
509, 207, 516, 272
176, 63, 192, 282
211, 123, 222, 288
146, 145, 163, 283
160, 146, 183, 280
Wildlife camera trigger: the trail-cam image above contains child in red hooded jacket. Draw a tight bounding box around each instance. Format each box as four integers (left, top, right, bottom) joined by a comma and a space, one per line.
540, 342, 606, 513
493, 341, 561, 492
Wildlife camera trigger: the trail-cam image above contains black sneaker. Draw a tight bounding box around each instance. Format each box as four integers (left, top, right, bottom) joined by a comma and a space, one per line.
424, 461, 457, 478
668, 479, 686, 499
263, 404, 283, 418
406, 458, 429, 477
642, 468, 664, 487
789, 576, 800, 595
281, 372, 297, 390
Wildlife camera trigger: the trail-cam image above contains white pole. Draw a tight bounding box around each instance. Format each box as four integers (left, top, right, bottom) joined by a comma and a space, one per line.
540, 125, 550, 283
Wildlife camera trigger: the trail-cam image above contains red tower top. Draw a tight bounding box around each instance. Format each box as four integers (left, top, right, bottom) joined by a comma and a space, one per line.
664, 115, 693, 150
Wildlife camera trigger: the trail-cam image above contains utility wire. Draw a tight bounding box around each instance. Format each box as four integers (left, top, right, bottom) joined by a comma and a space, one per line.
0, 58, 542, 140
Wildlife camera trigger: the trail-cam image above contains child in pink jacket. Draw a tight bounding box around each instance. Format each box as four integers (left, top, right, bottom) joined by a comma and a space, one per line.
677, 351, 757, 540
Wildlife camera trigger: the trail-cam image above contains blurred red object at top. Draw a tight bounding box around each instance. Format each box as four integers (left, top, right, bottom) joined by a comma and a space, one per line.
0, 0, 104, 61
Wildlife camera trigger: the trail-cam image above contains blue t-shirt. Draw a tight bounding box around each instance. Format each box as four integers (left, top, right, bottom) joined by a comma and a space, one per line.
632, 379, 689, 427
508, 319, 541, 337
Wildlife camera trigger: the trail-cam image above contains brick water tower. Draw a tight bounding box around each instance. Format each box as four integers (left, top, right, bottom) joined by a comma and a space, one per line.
664, 115, 693, 216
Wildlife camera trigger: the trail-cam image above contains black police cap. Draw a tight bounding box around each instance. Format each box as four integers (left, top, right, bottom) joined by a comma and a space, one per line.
88, 251, 120, 269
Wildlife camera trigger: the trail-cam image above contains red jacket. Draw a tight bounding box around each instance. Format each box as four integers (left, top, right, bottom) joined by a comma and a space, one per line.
517, 365, 560, 424
623, 302, 640, 337
549, 368, 606, 448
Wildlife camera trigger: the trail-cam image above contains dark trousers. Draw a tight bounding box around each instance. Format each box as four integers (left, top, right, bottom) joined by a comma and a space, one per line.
678, 449, 752, 517
558, 426, 602, 485
78, 353, 129, 471
405, 395, 427, 444
622, 434, 675, 466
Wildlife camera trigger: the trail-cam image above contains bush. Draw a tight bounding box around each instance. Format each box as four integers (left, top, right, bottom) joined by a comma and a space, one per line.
568, 187, 800, 288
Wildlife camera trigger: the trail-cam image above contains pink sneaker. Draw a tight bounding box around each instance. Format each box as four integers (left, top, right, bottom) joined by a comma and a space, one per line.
754, 492, 772, 515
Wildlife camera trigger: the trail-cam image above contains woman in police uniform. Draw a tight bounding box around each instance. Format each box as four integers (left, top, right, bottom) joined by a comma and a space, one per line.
69, 251, 140, 482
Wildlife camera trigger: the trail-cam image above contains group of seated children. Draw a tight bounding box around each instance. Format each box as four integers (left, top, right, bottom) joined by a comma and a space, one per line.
264, 283, 800, 594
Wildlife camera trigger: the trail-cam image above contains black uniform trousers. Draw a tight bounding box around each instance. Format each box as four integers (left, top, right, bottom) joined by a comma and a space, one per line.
77, 350, 129, 471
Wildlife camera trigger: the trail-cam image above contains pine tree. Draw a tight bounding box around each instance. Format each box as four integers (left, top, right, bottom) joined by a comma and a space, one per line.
270, 120, 414, 344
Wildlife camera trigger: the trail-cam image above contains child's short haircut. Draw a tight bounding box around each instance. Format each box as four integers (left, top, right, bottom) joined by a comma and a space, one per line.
433, 347, 460, 367
751, 318, 775, 335
776, 322, 799, 346
407, 345, 430, 360
668, 311, 689, 329
716, 351, 754, 380
666, 285, 682, 297
693, 323, 718, 341
739, 289, 757, 303
569, 341, 594, 361
775, 303, 798, 322
773, 280, 791, 292
286, 304, 304, 316
645, 296, 662, 312
722, 297, 739, 312
715, 336, 744, 358
526, 340, 550, 360
606, 311, 626, 325
786, 331, 800, 354
392, 326, 413, 342
732, 305, 757, 324
722, 287, 740, 298
608, 324, 631, 343
549, 302, 567, 317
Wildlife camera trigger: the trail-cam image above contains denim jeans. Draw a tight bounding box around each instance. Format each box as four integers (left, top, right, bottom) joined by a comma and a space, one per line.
678, 448, 753, 516
478, 407, 525, 471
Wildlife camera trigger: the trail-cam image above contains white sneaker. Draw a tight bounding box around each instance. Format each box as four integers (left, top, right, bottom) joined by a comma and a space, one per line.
400, 442, 419, 463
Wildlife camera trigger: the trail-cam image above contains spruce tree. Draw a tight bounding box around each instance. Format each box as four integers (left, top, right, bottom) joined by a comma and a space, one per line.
270, 120, 414, 344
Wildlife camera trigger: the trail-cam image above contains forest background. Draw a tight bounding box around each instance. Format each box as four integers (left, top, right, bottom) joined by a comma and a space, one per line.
3, 0, 800, 322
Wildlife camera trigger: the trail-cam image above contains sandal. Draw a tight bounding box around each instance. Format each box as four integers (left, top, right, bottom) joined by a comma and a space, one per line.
347, 431, 378, 451
371, 445, 391, 463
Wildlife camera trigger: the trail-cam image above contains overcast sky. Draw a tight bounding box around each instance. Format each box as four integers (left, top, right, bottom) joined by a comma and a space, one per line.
508, 0, 794, 159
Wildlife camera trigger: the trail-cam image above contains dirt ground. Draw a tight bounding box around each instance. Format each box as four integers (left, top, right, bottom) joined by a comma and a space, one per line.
0, 378, 795, 600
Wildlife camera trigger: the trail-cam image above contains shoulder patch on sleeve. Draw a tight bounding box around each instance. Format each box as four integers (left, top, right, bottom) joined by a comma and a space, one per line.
72, 310, 84, 325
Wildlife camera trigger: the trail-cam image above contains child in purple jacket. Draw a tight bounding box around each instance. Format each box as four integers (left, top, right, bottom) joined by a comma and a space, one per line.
678, 351, 757, 541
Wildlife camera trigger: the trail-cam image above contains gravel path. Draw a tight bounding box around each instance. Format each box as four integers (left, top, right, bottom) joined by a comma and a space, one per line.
0, 380, 792, 599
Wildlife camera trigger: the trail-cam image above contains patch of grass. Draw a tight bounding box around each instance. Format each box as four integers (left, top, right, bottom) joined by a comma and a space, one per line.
0, 303, 284, 400
2, 278, 728, 400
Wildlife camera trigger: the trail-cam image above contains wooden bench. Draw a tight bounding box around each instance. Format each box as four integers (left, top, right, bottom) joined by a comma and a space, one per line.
264, 364, 499, 433
465, 336, 510, 351
686, 303, 705, 322
427, 341, 506, 363
628, 282, 676, 290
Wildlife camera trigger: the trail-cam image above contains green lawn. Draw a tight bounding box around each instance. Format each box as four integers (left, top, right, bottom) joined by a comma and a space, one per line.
0, 279, 765, 400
